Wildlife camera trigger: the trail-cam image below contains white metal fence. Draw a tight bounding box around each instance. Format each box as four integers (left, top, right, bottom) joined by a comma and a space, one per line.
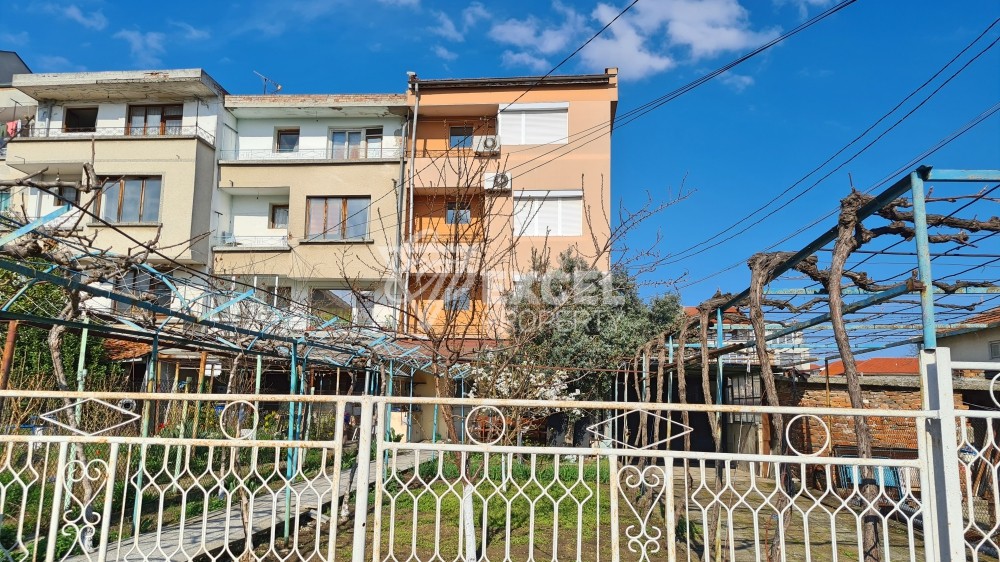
0, 348, 996, 561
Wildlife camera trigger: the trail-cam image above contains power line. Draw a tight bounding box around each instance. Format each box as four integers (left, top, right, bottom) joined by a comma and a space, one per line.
675, 100, 1000, 291
661, 18, 1000, 265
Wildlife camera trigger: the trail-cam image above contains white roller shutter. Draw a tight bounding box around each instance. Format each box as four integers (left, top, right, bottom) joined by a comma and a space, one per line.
499, 105, 568, 145
523, 110, 568, 144
514, 193, 583, 236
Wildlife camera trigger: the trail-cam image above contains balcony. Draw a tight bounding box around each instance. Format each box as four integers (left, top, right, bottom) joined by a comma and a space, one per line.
18, 125, 216, 145
219, 147, 403, 163
212, 234, 289, 251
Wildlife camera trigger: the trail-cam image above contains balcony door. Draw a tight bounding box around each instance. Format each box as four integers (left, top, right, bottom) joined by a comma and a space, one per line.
128, 105, 183, 136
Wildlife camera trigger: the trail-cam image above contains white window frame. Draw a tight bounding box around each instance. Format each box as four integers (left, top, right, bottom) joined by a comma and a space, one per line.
514, 190, 583, 237
498, 102, 569, 146
990, 340, 1000, 360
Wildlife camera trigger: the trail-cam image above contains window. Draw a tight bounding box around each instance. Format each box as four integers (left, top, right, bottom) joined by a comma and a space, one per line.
449, 126, 474, 149
446, 202, 471, 225
275, 128, 300, 152
269, 205, 289, 229
54, 186, 80, 206
499, 105, 568, 145
444, 287, 471, 312
310, 288, 375, 326
63, 107, 98, 133
113, 268, 171, 313
258, 285, 292, 309
0, 191, 10, 211
513, 193, 582, 237
127, 105, 182, 136
306, 196, 369, 240
991, 341, 1000, 360
99, 177, 162, 223
330, 128, 383, 159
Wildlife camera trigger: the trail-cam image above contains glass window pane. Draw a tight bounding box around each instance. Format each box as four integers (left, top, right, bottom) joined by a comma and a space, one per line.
277, 130, 299, 152
129, 107, 145, 135
101, 181, 120, 221
331, 131, 347, 158
345, 198, 369, 239
163, 105, 183, 116
272, 206, 289, 229
307, 198, 327, 237
347, 131, 362, 158
311, 289, 353, 323
0, 191, 10, 211
120, 179, 142, 222
145, 107, 162, 136
366, 130, 382, 158
447, 203, 471, 225
450, 126, 473, 149
140, 178, 161, 223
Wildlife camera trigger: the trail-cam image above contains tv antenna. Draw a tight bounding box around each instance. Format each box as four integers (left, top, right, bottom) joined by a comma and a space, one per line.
253, 71, 283, 94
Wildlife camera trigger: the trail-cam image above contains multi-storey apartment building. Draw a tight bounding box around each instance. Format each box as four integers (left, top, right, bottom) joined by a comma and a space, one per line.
3, 69, 228, 270
402, 69, 618, 339
213, 94, 407, 328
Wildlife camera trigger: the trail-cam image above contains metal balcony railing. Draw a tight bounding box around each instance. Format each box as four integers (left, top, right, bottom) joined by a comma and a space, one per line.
212, 234, 289, 249
19, 125, 217, 145
219, 146, 403, 161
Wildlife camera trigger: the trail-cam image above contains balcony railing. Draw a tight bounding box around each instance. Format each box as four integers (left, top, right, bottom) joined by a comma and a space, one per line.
219, 147, 403, 162
212, 234, 289, 249
19, 125, 216, 145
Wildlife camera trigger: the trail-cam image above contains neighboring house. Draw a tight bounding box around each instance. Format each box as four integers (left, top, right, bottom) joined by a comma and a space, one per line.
939, 306, 1000, 363
0, 51, 35, 190
213, 94, 408, 329
4, 69, 228, 273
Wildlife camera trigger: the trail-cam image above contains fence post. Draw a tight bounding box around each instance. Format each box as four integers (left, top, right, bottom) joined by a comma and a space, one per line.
664, 460, 676, 561
352, 397, 377, 561
609, 454, 620, 562
96, 443, 120, 562
920, 347, 964, 561
45, 442, 69, 562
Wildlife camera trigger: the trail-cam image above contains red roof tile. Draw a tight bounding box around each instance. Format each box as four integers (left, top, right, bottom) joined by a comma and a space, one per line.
824, 357, 919, 376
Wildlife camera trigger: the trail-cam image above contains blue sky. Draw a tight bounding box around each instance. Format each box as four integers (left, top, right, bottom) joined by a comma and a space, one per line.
3, 0, 998, 305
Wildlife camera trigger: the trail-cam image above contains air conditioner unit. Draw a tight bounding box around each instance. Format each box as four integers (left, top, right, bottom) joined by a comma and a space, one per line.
473, 135, 500, 155
483, 172, 512, 191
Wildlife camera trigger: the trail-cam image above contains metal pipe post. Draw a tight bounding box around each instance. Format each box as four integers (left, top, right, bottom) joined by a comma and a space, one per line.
910, 171, 937, 349
0, 320, 19, 414
284, 342, 298, 543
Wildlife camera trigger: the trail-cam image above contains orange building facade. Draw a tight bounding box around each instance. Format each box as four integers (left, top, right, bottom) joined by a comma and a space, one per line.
401, 69, 618, 339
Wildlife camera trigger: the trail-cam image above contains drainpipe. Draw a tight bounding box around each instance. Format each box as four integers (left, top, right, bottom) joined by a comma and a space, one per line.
394, 116, 408, 329
403, 76, 420, 333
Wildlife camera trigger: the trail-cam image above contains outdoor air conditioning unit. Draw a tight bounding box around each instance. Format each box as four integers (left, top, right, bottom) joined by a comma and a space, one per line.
484, 172, 512, 191
473, 135, 500, 155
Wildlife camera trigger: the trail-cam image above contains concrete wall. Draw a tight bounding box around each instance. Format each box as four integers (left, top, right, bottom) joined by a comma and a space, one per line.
229, 195, 289, 238
6, 137, 216, 265
233, 117, 403, 157
940, 327, 1000, 363
215, 161, 400, 280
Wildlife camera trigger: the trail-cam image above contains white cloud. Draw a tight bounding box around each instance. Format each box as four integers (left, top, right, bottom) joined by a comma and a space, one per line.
433, 45, 459, 61
0, 32, 29, 45
62, 5, 108, 31
114, 30, 167, 67
494, 0, 777, 82
35, 55, 86, 72
501, 50, 551, 73
430, 12, 465, 42
169, 21, 210, 41
490, 2, 586, 56
377, 0, 420, 5
462, 2, 490, 29
775, 0, 832, 18
235, 1, 340, 37
719, 71, 754, 91
579, 3, 675, 79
